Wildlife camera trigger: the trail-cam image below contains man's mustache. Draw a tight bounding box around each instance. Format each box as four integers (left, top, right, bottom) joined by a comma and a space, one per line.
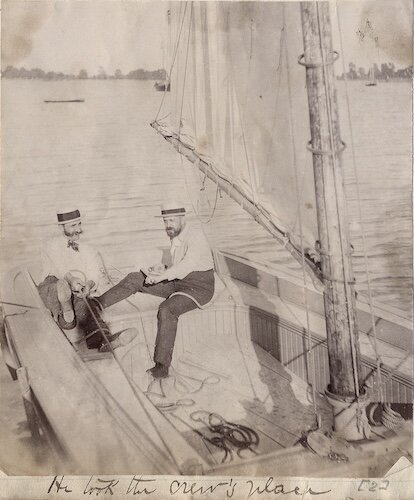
66, 230, 83, 236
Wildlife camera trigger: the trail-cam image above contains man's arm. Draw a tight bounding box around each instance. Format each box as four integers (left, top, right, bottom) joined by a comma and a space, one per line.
86, 248, 110, 293
63, 272, 91, 293
40, 244, 59, 280
160, 230, 213, 281
162, 249, 199, 281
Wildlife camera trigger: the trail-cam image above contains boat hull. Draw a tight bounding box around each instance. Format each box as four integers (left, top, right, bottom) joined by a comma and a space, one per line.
1, 261, 412, 475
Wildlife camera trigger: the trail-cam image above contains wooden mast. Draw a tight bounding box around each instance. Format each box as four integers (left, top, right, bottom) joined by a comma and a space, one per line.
300, 2, 363, 400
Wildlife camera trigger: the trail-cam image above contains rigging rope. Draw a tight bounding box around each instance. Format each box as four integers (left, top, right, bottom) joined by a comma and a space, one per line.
335, 1, 385, 404
197, 180, 221, 224
98, 253, 152, 360
0, 300, 40, 310
98, 253, 226, 429
78, 291, 183, 473
151, 5, 325, 283
226, 15, 258, 207
283, 4, 320, 428
188, 410, 259, 464
154, 2, 189, 122
261, 25, 286, 194
173, 6, 226, 232
170, 5, 261, 409
235, 9, 256, 197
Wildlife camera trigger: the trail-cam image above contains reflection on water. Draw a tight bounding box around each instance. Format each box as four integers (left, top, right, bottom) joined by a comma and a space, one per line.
1, 79, 412, 318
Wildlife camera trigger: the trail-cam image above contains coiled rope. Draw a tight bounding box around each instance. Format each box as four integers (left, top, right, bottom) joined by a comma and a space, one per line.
368, 402, 405, 431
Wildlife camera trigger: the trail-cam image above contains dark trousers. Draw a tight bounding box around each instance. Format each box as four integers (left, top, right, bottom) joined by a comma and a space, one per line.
38, 275, 109, 349
97, 270, 214, 367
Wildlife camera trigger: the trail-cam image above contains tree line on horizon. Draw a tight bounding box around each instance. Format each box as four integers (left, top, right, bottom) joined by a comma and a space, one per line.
337, 62, 412, 81
1, 66, 167, 81
2, 62, 411, 82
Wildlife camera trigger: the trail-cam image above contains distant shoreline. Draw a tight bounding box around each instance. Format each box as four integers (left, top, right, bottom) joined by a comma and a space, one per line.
1, 66, 167, 81
336, 77, 411, 82
2, 76, 410, 83
1, 76, 164, 81
2, 63, 412, 82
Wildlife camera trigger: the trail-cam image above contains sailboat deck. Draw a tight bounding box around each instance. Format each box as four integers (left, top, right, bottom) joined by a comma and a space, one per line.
83, 293, 333, 470
2, 264, 412, 476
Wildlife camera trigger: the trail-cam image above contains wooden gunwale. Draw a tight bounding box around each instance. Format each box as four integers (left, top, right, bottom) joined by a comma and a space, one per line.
1, 262, 412, 474
1, 267, 205, 474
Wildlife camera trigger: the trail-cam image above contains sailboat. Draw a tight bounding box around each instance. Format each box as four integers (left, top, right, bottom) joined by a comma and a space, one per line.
363, 19, 378, 86
366, 66, 377, 86
154, 11, 171, 92
1, 1, 411, 477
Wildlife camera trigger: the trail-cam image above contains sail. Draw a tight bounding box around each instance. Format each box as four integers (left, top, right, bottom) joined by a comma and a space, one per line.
155, 1, 412, 316
158, 2, 317, 252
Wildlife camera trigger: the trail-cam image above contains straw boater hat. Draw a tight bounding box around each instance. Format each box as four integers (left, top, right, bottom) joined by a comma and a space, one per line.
155, 202, 189, 218
57, 208, 82, 225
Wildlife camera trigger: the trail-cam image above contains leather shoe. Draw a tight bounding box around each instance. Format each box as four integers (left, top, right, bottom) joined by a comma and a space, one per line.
146, 363, 169, 379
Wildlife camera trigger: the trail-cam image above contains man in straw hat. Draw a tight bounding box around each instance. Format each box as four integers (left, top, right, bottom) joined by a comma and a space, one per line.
38, 208, 131, 352
96, 202, 215, 378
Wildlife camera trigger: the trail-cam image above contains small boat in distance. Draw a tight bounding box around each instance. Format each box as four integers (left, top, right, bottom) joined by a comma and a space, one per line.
365, 67, 377, 86
154, 81, 170, 92
44, 99, 85, 103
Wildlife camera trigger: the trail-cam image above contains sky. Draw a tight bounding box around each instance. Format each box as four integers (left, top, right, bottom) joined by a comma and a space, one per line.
2, 0, 411, 75
332, 0, 411, 69
2, 1, 169, 74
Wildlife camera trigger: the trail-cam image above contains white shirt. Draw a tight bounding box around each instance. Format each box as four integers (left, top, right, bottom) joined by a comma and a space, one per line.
41, 236, 107, 293
163, 224, 214, 281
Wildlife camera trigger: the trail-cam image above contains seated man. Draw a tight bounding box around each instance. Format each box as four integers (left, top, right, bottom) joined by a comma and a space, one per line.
38, 208, 129, 352
96, 202, 215, 378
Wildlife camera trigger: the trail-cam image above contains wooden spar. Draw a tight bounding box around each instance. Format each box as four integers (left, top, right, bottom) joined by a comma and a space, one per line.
200, 2, 214, 142
150, 120, 323, 289
300, 2, 362, 397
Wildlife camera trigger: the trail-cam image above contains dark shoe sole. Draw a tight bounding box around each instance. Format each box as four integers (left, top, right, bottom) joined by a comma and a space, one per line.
146, 365, 169, 379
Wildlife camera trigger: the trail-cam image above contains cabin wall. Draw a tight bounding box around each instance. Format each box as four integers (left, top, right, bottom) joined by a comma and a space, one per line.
214, 252, 413, 404
246, 306, 413, 404
110, 297, 412, 404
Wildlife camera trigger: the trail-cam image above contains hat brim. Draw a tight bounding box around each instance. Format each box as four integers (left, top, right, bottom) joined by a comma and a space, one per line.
57, 216, 82, 225
154, 213, 187, 218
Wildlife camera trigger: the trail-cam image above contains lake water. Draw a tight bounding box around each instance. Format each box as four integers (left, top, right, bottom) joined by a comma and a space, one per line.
1, 79, 412, 319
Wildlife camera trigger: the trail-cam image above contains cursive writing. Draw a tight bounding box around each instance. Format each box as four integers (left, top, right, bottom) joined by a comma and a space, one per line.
47, 476, 73, 494
83, 476, 119, 495
246, 477, 331, 498
170, 478, 237, 498
45, 474, 334, 498
126, 476, 157, 495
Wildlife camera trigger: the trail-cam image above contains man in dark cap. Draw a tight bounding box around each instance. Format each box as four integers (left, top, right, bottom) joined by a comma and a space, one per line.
38, 208, 133, 352
96, 202, 215, 377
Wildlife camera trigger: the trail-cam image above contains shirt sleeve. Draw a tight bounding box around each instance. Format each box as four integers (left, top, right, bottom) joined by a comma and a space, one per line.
86, 248, 110, 293
40, 243, 59, 280
163, 231, 211, 281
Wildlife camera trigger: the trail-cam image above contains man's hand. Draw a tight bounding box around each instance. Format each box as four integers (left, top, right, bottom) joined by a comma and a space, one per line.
145, 272, 167, 285
82, 280, 96, 296
148, 263, 166, 275
68, 277, 85, 293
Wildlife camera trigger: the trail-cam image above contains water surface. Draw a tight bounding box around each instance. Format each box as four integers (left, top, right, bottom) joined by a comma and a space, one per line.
1, 79, 412, 319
